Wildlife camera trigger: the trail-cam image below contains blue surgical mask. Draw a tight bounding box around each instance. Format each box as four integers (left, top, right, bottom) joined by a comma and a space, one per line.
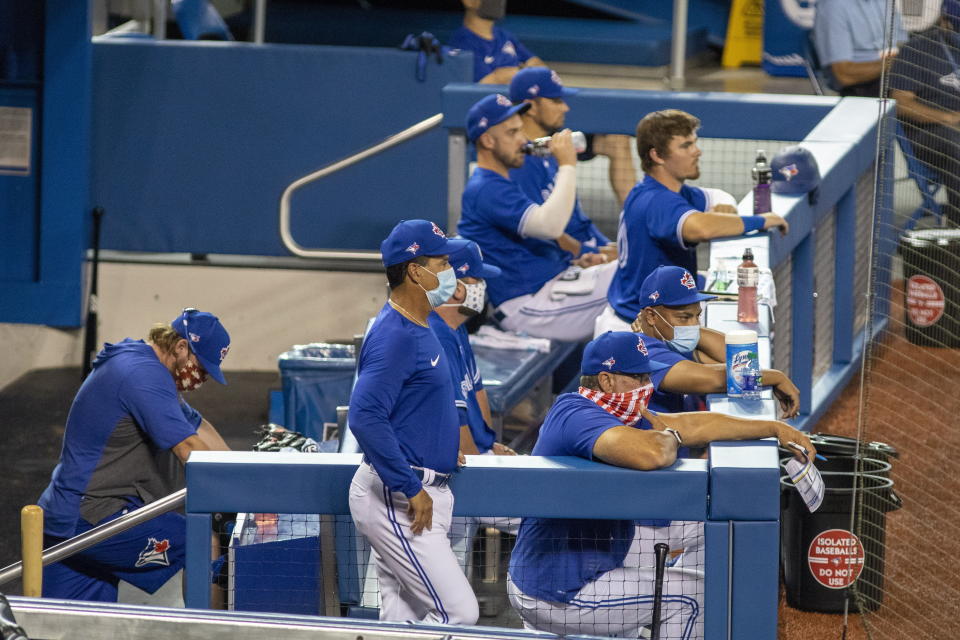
653, 309, 700, 354
418, 265, 457, 308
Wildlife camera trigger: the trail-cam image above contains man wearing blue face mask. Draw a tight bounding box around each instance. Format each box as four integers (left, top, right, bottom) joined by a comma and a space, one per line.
349, 219, 480, 625
630, 266, 800, 418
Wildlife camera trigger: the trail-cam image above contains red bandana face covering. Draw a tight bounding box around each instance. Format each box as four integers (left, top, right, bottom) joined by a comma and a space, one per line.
578, 383, 654, 427
175, 360, 208, 392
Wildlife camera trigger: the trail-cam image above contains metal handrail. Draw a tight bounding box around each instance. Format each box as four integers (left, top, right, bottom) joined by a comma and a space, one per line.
278, 113, 444, 259
0, 489, 186, 587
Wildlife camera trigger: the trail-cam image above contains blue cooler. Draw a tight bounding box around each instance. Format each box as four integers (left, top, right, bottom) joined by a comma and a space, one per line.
278, 343, 356, 441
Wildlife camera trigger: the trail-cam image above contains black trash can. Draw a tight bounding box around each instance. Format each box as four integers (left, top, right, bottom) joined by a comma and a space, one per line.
900, 229, 960, 347
779, 434, 901, 613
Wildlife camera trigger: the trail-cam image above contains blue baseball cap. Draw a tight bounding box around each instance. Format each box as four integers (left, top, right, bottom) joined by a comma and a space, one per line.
466, 94, 531, 142
582, 331, 671, 376
449, 240, 501, 280
171, 308, 230, 384
380, 219, 469, 267
509, 66, 579, 103
639, 266, 716, 309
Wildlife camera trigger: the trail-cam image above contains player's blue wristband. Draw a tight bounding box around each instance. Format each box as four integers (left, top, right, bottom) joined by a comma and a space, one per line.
742, 216, 766, 234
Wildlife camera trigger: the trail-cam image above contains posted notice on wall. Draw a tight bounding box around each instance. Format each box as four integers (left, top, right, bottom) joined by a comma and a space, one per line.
0, 106, 32, 176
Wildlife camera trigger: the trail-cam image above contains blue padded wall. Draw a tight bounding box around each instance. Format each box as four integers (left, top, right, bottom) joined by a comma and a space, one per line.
92, 41, 472, 256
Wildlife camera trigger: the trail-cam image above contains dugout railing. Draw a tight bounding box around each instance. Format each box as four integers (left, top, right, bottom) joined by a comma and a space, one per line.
443, 87, 895, 432
184, 442, 782, 639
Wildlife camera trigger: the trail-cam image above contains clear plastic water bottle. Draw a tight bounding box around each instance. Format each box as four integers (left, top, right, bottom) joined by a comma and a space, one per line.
737, 248, 759, 323
752, 150, 772, 214
524, 131, 588, 157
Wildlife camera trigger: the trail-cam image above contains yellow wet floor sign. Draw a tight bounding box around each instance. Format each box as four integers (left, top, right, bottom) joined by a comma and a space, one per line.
723, 0, 764, 67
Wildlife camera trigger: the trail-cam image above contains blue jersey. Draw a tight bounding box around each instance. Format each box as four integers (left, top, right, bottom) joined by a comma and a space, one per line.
448, 26, 535, 82
428, 313, 497, 453
508, 393, 635, 603
644, 334, 693, 414
607, 176, 707, 320
349, 304, 461, 498
511, 154, 610, 253
38, 340, 201, 539
459, 167, 570, 306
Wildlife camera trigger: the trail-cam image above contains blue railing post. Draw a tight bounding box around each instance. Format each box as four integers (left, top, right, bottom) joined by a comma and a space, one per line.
833, 187, 857, 365
185, 512, 212, 609
791, 233, 815, 416
708, 440, 781, 640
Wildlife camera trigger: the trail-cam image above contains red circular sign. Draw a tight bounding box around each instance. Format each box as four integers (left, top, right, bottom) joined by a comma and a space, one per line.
807, 528, 865, 589
906, 275, 946, 328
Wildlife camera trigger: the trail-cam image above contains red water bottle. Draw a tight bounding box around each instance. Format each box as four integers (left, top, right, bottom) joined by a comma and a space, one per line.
737, 248, 759, 323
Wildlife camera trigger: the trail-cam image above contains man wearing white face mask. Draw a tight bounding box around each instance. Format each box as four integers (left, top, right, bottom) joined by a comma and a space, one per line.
349, 219, 480, 625
630, 265, 800, 419
427, 240, 520, 575
507, 331, 815, 639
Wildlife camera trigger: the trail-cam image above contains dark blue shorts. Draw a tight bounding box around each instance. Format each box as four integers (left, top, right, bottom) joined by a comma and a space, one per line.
42, 501, 186, 602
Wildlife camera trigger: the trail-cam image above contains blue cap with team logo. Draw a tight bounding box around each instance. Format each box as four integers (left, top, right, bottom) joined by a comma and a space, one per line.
380, 219, 469, 267
639, 266, 716, 309
448, 240, 501, 280
466, 93, 531, 142
171, 308, 230, 384
582, 331, 671, 375
509, 66, 579, 103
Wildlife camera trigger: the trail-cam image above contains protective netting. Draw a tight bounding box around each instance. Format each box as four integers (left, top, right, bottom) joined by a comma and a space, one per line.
223, 512, 705, 639
849, 3, 960, 636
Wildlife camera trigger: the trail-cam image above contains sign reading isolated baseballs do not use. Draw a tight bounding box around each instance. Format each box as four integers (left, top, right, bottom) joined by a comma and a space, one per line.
807, 528, 865, 589
906, 275, 945, 328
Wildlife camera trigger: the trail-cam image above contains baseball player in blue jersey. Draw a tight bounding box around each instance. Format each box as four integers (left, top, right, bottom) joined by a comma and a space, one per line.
459, 93, 617, 341
426, 240, 520, 573
37, 309, 232, 602
507, 331, 815, 639
629, 266, 800, 418
449, 0, 545, 83
598, 109, 791, 334
348, 219, 479, 625
509, 66, 636, 258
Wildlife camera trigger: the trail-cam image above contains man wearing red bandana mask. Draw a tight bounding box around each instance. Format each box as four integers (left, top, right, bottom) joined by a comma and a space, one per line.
507, 331, 815, 640
37, 309, 232, 605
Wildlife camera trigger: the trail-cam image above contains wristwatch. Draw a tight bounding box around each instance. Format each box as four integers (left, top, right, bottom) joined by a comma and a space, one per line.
663, 428, 683, 446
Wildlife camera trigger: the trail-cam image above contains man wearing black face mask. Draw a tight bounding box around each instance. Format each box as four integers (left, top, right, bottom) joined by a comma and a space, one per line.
629, 266, 800, 418
890, 0, 960, 226
37, 309, 232, 602
449, 0, 545, 83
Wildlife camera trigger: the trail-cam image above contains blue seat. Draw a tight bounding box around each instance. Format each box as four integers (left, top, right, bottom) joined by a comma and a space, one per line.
172, 0, 234, 41
897, 122, 945, 230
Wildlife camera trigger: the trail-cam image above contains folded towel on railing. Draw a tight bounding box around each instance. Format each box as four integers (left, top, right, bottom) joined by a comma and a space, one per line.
470, 325, 551, 353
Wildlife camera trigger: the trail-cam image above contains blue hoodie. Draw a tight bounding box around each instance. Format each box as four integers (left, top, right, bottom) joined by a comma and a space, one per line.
38, 339, 202, 538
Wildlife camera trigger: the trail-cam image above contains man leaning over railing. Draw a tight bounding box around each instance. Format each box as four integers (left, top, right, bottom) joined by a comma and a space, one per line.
506, 331, 814, 640
36, 309, 232, 603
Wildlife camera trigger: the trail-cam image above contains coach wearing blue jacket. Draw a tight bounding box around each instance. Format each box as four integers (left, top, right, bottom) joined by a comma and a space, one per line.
348, 219, 478, 626
38, 308, 232, 602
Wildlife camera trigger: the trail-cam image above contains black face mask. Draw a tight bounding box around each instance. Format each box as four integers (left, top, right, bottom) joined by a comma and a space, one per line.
477, 0, 506, 21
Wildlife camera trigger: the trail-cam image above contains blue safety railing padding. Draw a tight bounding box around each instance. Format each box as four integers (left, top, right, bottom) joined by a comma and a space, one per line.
731, 521, 779, 639
186, 447, 783, 639
442, 84, 836, 140
708, 441, 780, 521
703, 521, 731, 640
90, 41, 471, 256
0, 0, 91, 326
791, 233, 815, 416
473, 341, 580, 415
